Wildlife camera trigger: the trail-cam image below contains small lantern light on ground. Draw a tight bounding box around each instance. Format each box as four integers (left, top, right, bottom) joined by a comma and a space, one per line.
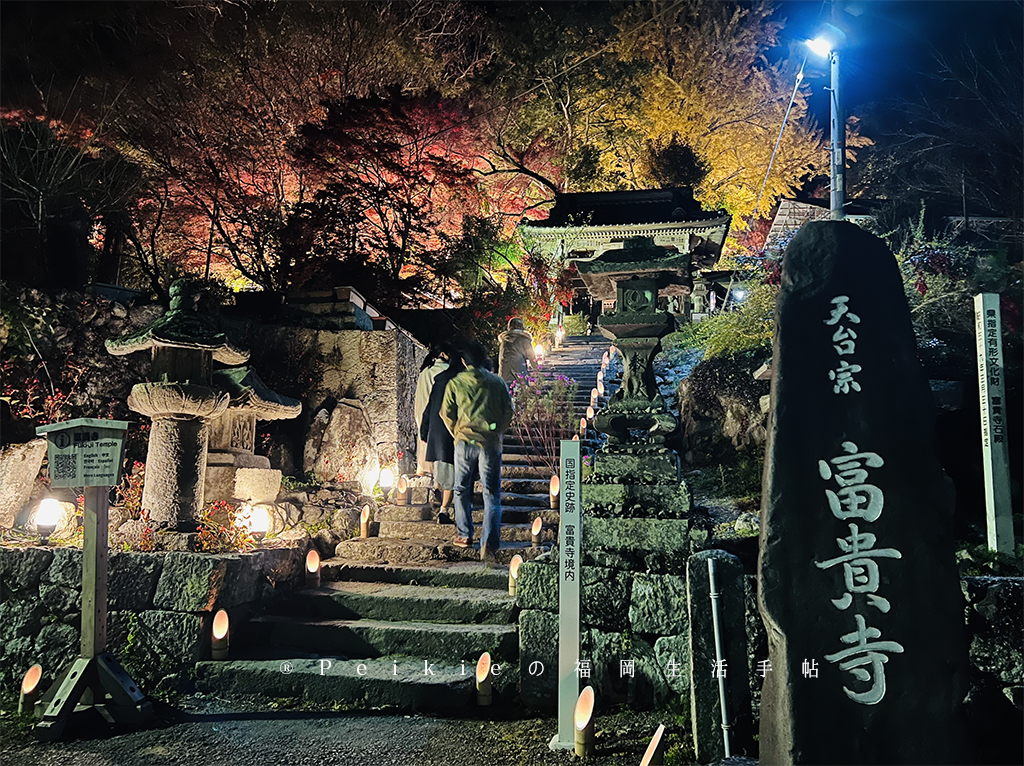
586, 405, 595, 422
574, 685, 596, 757
572, 434, 580, 441
508, 554, 523, 596
360, 505, 371, 538
640, 723, 666, 766
395, 475, 411, 506
556, 328, 564, 349
476, 652, 492, 706
579, 417, 587, 438
379, 467, 394, 502
597, 379, 605, 398
602, 351, 609, 368
211, 609, 229, 660
590, 387, 599, 408
610, 345, 618, 357
531, 516, 543, 546
36, 498, 60, 545
19, 664, 43, 715
305, 549, 321, 588
534, 343, 545, 361
250, 505, 269, 544
549, 475, 560, 510
597, 369, 604, 388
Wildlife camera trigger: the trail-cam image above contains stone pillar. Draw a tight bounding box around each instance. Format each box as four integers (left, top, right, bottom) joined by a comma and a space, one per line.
758, 221, 970, 764
128, 382, 229, 530
687, 549, 752, 763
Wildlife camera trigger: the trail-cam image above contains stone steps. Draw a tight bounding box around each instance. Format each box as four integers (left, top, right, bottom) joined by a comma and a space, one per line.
321, 560, 509, 590
292, 581, 517, 624
333, 536, 548, 566
378, 520, 557, 544
194, 656, 517, 713
251, 614, 519, 661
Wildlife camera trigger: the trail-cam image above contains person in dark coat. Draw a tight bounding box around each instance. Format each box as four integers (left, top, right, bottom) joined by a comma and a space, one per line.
421, 344, 465, 514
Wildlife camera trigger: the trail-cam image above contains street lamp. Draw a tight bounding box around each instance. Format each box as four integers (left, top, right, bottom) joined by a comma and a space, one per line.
806, 24, 847, 220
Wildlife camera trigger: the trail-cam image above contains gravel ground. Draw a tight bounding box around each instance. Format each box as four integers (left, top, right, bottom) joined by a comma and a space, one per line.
1, 695, 696, 766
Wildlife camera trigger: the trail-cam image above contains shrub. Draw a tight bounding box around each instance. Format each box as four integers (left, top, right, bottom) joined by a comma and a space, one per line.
509, 371, 579, 475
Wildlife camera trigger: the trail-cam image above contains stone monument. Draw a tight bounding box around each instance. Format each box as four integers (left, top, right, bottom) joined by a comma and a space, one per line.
107, 279, 300, 532
758, 221, 970, 764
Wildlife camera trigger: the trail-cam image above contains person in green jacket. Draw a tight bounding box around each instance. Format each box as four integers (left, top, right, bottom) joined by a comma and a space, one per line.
440, 340, 513, 563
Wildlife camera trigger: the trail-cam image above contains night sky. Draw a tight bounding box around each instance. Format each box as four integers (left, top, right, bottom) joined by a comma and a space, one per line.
776, 0, 1023, 117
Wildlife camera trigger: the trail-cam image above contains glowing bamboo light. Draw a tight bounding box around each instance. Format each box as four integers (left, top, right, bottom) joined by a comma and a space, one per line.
18, 664, 43, 715
586, 406, 595, 422
360, 505, 371, 538
590, 387, 599, 408
395, 474, 411, 506
574, 685, 596, 757
476, 652, 493, 706
597, 379, 605, 397
549, 474, 560, 510
572, 434, 580, 441
531, 516, 543, 545
602, 351, 609, 368
379, 466, 394, 501
579, 417, 587, 438
597, 369, 604, 389
534, 343, 545, 359
555, 328, 564, 349
305, 548, 321, 588
211, 609, 229, 660
508, 554, 524, 596
250, 505, 269, 543
640, 723, 667, 766
36, 498, 60, 545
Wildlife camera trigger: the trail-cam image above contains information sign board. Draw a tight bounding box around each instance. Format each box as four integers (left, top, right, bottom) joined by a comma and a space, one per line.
36, 418, 129, 488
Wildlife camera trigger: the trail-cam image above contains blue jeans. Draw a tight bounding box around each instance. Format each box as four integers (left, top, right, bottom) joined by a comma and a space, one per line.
453, 438, 503, 553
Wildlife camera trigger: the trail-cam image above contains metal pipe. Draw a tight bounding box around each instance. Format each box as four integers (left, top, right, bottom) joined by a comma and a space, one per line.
708, 558, 732, 757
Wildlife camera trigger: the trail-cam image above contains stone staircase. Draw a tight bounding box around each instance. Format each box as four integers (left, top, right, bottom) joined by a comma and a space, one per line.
195, 335, 614, 711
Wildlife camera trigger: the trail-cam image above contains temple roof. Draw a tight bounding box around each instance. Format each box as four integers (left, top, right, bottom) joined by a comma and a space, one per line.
521, 187, 727, 229
105, 279, 249, 364
213, 366, 302, 421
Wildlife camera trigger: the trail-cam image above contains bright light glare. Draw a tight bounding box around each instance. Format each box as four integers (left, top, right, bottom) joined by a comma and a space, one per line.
733, 289, 747, 301
250, 505, 269, 533
37, 498, 61, 526
534, 344, 545, 357
378, 467, 394, 489
806, 37, 831, 57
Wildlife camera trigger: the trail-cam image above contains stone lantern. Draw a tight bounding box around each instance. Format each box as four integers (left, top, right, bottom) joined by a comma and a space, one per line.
106, 280, 247, 530
205, 366, 301, 504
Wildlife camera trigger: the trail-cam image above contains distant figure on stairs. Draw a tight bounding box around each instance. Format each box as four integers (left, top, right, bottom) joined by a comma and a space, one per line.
441, 341, 514, 565
497, 317, 536, 384
420, 343, 464, 520
415, 344, 449, 476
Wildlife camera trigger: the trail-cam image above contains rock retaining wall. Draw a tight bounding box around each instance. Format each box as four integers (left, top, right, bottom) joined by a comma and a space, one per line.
224, 320, 426, 478
0, 545, 304, 694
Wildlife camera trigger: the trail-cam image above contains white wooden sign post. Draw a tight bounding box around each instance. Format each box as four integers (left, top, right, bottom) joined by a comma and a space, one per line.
550, 438, 581, 750
973, 294, 1013, 554
33, 418, 151, 740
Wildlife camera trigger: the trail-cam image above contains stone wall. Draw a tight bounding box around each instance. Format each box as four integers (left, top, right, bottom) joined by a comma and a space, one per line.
0, 545, 303, 694
225, 319, 426, 478
517, 562, 1021, 759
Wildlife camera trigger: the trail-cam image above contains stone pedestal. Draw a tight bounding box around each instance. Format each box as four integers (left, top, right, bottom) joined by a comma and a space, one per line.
128, 382, 228, 530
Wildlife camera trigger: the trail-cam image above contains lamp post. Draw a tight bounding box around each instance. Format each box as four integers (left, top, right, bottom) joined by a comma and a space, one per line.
807, 25, 846, 220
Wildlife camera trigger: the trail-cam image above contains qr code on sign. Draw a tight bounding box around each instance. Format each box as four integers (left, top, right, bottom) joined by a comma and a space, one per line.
52, 453, 76, 482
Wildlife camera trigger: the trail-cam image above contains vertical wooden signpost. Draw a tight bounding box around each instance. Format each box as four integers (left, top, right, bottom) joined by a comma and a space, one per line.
550, 438, 581, 750
34, 418, 151, 740
973, 293, 1013, 553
